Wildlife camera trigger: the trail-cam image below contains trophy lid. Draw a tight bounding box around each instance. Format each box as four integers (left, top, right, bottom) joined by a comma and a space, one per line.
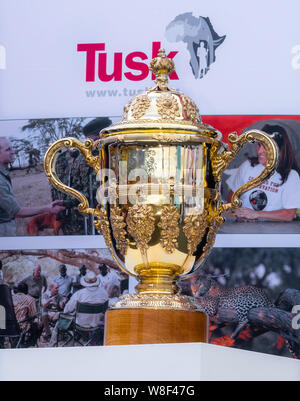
101, 49, 222, 140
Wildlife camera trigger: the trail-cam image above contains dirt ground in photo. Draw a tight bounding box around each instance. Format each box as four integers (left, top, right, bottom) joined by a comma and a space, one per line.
11, 166, 54, 236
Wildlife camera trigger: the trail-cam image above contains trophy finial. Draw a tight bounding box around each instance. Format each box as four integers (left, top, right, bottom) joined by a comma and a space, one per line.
149, 48, 175, 91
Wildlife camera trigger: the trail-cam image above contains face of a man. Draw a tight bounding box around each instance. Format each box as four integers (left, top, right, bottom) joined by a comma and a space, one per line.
33, 266, 41, 280
0, 138, 15, 166
99, 265, 108, 276
60, 266, 67, 277
51, 284, 59, 296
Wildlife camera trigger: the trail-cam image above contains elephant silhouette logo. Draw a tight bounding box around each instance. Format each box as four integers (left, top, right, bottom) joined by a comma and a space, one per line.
165, 13, 226, 79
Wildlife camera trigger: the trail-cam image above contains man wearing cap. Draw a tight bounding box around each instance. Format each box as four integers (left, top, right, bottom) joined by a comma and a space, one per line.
51, 117, 112, 235
48, 271, 108, 347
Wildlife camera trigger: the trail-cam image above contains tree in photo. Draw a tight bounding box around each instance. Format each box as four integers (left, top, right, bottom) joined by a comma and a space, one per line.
21, 118, 86, 155
10, 138, 40, 172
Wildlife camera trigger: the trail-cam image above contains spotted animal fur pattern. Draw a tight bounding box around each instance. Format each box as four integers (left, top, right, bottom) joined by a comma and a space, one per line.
218, 286, 274, 323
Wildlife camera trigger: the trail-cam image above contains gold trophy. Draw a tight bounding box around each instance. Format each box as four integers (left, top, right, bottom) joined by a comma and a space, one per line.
44, 49, 278, 345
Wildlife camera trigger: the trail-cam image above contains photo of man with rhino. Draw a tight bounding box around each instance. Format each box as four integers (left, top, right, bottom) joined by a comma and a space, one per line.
0, 117, 112, 237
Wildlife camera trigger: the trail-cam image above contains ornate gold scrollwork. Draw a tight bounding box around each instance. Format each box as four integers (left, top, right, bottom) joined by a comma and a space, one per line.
110, 206, 129, 255
158, 206, 180, 254
131, 94, 151, 119
201, 226, 216, 259
156, 93, 180, 120
126, 205, 155, 254
211, 130, 279, 209
111, 293, 200, 311
149, 48, 175, 92
200, 213, 224, 260
121, 98, 133, 121
93, 206, 112, 248
183, 211, 208, 255
149, 49, 175, 77
43, 137, 100, 216
181, 95, 201, 123
151, 133, 189, 143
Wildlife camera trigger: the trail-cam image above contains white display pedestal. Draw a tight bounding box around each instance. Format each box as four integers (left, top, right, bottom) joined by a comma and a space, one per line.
1, 342, 299, 381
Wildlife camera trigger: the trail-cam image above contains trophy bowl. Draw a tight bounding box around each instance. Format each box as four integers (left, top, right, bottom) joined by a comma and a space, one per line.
44, 49, 278, 344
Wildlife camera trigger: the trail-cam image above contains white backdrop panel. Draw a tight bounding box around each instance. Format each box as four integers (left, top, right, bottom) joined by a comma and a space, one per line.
0, 0, 300, 119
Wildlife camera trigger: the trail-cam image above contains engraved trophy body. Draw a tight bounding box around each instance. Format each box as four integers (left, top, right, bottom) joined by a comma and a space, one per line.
44, 49, 278, 344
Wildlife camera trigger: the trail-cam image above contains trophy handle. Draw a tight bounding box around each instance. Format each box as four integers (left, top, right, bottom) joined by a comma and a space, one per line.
212, 130, 279, 211
43, 137, 101, 216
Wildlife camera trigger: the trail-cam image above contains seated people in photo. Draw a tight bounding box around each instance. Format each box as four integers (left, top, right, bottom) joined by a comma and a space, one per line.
12, 283, 37, 331
97, 264, 120, 292
0, 282, 21, 348
48, 271, 108, 347
72, 265, 87, 294
227, 125, 300, 221
41, 282, 67, 341
0, 137, 65, 236
19, 265, 47, 300
53, 265, 73, 298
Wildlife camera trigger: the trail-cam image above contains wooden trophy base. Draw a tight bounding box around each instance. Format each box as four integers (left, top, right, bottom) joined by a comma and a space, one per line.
104, 308, 208, 345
